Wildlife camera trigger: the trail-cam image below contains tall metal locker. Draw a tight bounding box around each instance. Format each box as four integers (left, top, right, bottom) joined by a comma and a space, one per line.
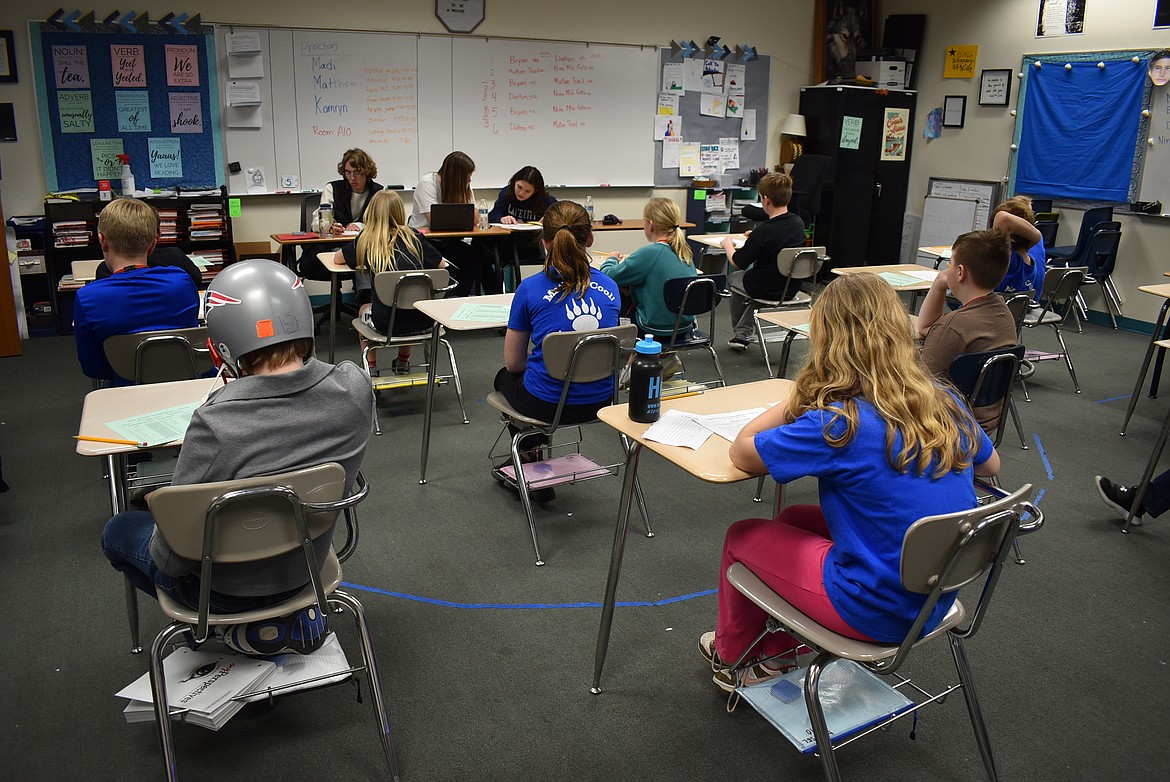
798, 85, 916, 268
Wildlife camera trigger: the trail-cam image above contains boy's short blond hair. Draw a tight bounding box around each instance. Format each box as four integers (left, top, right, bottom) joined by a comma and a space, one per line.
98, 198, 159, 257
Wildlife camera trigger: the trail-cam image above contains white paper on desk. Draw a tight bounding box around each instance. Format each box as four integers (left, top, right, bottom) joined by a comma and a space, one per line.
107, 401, 202, 447
904, 269, 939, 282
695, 407, 766, 443
492, 222, 541, 231
643, 410, 712, 449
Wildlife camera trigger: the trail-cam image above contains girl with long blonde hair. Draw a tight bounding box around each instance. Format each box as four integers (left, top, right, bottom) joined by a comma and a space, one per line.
336, 190, 445, 374
599, 197, 697, 341
700, 273, 1000, 692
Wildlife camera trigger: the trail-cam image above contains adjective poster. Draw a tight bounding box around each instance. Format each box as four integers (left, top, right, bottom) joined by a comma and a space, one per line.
116, 91, 151, 133
149, 137, 183, 178
169, 93, 203, 133
58, 90, 94, 134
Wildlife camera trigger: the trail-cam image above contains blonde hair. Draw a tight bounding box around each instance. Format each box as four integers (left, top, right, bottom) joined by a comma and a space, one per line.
789, 273, 982, 478
643, 197, 692, 264
994, 196, 1036, 225
541, 201, 594, 300
355, 191, 423, 274
98, 198, 159, 257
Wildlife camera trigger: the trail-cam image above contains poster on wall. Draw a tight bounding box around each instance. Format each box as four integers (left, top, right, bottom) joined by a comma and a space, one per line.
1157, 0, 1170, 29
1036, 0, 1086, 37
880, 108, 909, 162
943, 45, 978, 78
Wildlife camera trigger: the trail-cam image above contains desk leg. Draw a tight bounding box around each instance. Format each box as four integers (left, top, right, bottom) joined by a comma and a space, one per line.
107, 453, 127, 515
419, 323, 443, 484
1124, 405, 1170, 533
591, 441, 643, 694
1121, 300, 1170, 435
1149, 316, 1170, 399
328, 274, 340, 364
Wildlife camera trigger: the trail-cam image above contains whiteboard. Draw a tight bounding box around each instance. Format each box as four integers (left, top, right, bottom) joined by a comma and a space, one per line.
927, 177, 1001, 230
216, 27, 657, 194
920, 195, 978, 248
1138, 87, 1170, 211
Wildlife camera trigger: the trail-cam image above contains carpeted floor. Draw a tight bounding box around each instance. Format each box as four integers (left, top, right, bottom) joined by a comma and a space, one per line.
1, 306, 1167, 781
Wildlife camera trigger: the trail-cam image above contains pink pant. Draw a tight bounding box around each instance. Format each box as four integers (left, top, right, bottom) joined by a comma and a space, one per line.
715, 505, 874, 663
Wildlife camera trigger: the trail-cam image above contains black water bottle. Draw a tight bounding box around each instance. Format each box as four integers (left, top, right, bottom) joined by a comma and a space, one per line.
629, 335, 663, 423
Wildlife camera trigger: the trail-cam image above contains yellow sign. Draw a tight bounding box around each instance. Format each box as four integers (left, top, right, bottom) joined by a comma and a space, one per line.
944, 45, 979, 79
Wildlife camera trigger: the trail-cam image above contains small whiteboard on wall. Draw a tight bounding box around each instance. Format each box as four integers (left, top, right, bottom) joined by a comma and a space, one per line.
920, 195, 978, 248
927, 177, 1001, 230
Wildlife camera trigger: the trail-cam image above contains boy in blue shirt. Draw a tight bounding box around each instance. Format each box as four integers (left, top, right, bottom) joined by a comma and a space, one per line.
992, 197, 1044, 301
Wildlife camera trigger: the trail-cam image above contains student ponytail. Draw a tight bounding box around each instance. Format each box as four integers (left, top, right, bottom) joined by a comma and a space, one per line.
643, 197, 692, 264
541, 201, 594, 299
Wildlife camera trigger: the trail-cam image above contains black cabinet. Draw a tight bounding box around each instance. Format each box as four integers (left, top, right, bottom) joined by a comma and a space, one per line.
799, 85, 916, 268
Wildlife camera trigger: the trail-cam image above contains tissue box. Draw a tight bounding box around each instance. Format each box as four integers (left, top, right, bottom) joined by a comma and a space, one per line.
856, 60, 905, 88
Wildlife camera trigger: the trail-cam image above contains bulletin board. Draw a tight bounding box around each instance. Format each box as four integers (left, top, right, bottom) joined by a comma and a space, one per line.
653, 50, 770, 187
214, 26, 658, 193
29, 23, 224, 192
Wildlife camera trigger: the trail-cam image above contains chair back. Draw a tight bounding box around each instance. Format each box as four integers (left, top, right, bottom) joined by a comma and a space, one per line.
1030, 198, 1053, 213
1041, 265, 1088, 302
948, 345, 1025, 409
103, 326, 211, 384
300, 192, 322, 232
1086, 222, 1121, 278
773, 246, 825, 301
879, 483, 1038, 670
542, 324, 637, 385
372, 268, 451, 334
662, 275, 725, 351
789, 154, 831, 223
1065, 205, 1113, 265
1002, 293, 1032, 336
1035, 220, 1059, 248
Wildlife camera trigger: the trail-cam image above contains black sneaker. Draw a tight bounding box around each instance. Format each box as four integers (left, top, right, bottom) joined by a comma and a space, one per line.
727, 336, 750, 352
1095, 475, 1143, 525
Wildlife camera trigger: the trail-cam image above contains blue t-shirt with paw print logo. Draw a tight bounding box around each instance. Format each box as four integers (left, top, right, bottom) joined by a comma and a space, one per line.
508, 268, 621, 404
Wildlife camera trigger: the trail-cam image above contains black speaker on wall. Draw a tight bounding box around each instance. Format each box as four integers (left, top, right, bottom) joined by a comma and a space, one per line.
883, 14, 925, 90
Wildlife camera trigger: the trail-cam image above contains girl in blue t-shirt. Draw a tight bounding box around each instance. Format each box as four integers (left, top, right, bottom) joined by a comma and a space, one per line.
494, 201, 620, 496
701, 272, 999, 692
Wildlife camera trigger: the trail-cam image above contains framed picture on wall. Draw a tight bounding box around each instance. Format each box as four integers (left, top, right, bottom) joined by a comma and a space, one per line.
943, 95, 967, 128
0, 30, 17, 84
814, 0, 877, 83
979, 69, 1012, 106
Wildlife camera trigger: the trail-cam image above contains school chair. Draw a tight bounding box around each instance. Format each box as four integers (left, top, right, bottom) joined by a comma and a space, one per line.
103, 326, 212, 385
732, 246, 826, 372
487, 324, 648, 566
725, 482, 1042, 782
297, 192, 359, 329
350, 269, 468, 436
1083, 222, 1123, 329
1045, 205, 1112, 266
1030, 198, 1053, 213
661, 274, 729, 388
140, 463, 398, 782
1035, 219, 1059, 249
1022, 267, 1090, 394
788, 154, 832, 227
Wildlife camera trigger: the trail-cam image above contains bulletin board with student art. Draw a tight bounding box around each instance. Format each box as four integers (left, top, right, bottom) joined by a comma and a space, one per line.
653, 49, 770, 187
28, 22, 223, 193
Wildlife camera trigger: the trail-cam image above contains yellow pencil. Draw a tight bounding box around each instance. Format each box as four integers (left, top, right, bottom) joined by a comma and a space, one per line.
74, 435, 148, 447
664, 390, 704, 400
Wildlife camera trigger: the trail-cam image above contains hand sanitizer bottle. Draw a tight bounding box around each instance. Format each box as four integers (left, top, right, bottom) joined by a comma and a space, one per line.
478, 199, 489, 230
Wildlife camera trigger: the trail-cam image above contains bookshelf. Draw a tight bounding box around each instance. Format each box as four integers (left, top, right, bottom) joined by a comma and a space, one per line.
43, 188, 235, 335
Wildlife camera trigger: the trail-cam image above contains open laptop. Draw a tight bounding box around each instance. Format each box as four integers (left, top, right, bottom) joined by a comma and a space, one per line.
429, 202, 476, 232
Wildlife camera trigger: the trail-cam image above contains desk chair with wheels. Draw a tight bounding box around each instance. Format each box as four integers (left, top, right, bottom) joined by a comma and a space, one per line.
487, 324, 649, 565
661, 274, 729, 388
726, 483, 1042, 782
731, 247, 826, 373
788, 154, 832, 227
139, 463, 398, 782
351, 269, 467, 436
1022, 267, 1090, 394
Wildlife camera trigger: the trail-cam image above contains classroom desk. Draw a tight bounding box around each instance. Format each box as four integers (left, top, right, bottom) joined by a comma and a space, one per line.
917, 245, 953, 267
270, 231, 345, 270
316, 251, 353, 364
413, 293, 514, 484
1120, 284, 1170, 435
1123, 337, 1170, 532
591, 219, 695, 232
834, 263, 937, 312
590, 378, 793, 693
689, 233, 746, 250
76, 376, 220, 515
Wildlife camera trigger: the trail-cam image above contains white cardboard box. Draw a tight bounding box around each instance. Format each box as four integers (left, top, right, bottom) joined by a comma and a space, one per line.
856, 60, 906, 88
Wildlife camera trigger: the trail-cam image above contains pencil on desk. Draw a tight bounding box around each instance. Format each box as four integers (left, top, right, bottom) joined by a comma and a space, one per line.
75, 435, 148, 447
665, 390, 704, 400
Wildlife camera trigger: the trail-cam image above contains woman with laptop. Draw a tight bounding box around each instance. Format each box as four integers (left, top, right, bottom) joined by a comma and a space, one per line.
409, 151, 488, 296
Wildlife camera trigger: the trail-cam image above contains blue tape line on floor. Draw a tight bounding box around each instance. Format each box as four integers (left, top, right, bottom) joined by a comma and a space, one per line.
1033, 433, 1055, 480
1093, 394, 1132, 404
341, 582, 717, 609
1035, 488, 1046, 504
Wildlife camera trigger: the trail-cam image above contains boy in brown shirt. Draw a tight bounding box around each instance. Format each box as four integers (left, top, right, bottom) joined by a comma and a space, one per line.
917, 229, 1018, 432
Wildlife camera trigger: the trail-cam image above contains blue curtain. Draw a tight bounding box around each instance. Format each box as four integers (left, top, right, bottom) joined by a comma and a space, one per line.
1016, 60, 1145, 202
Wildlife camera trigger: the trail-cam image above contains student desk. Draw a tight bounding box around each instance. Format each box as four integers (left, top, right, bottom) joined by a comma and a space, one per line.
1120, 283, 1170, 435
834, 264, 938, 312
76, 376, 220, 515
591, 219, 695, 232
688, 233, 746, 249
316, 251, 354, 364
270, 231, 346, 270
413, 293, 514, 484
917, 245, 953, 268
590, 377, 793, 693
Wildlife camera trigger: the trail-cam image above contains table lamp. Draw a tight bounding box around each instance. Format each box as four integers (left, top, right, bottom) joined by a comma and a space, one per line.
779, 113, 806, 166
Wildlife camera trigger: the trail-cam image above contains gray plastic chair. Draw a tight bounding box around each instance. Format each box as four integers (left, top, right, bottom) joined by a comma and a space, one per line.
142, 463, 398, 782
1022, 267, 1090, 394
726, 483, 1042, 782
350, 268, 467, 435
487, 324, 648, 565
103, 326, 212, 385
729, 246, 826, 372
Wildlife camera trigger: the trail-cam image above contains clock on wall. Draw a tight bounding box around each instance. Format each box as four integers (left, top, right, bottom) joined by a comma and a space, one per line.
436, 1, 485, 34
